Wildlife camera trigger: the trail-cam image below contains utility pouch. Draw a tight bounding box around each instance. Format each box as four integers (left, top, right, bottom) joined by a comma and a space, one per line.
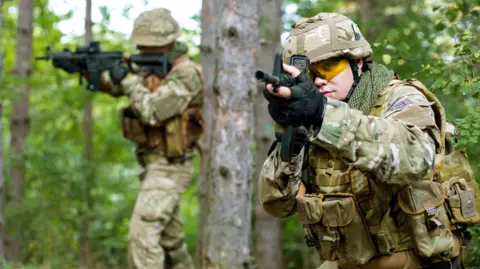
398, 180, 454, 258
181, 107, 203, 149
297, 193, 376, 265
120, 107, 165, 150
120, 107, 148, 145
438, 149, 480, 225
165, 117, 185, 158
443, 177, 479, 225
297, 194, 323, 225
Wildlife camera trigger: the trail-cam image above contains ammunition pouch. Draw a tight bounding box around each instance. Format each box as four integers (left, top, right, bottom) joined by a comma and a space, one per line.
121, 106, 203, 159
165, 106, 203, 158
121, 107, 165, 151
297, 193, 376, 265
397, 180, 454, 259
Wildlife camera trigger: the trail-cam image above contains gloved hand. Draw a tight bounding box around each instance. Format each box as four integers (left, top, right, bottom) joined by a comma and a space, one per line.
264, 72, 327, 128
110, 63, 130, 85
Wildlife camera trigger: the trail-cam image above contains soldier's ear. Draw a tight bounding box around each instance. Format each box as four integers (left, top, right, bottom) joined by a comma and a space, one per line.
357, 59, 363, 71
356, 59, 364, 75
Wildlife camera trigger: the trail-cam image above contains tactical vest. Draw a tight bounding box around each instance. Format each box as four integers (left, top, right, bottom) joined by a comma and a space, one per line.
120, 55, 204, 159
296, 79, 479, 267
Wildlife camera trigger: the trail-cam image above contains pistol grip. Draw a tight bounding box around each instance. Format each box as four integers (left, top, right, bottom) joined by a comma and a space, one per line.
280, 126, 294, 162
86, 70, 100, 91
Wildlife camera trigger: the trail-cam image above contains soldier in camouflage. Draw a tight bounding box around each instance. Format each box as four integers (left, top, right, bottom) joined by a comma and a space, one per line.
99, 8, 202, 269
259, 13, 467, 269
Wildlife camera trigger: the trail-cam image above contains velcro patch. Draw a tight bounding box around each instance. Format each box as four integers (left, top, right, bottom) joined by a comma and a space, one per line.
393, 99, 413, 111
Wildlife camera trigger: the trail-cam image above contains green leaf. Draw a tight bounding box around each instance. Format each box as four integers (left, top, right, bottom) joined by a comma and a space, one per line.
382, 54, 392, 65
435, 22, 446, 31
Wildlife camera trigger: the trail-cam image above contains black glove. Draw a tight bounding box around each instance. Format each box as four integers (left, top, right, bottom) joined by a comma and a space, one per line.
110, 64, 130, 85
264, 72, 327, 128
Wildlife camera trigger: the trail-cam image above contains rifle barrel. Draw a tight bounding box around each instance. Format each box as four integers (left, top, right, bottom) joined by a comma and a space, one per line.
255, 70, 280, 86
35, 55, 51, 60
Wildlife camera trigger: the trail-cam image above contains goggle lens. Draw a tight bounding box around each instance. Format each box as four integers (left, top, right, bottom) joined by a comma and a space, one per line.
308, 59, 349, 81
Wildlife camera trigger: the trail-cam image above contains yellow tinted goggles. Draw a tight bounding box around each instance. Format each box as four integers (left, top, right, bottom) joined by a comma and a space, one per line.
308, 58, 349, 81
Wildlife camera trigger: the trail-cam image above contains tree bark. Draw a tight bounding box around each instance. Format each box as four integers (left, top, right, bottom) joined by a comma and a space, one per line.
197, 0, 261, 268
11, 0, 33, 206
8, 0, 33, 260
0, 0, 5, 260
358, 0, 374, 38
196, 0, 218, 265
79, 0, 93, 266
253, 1, 284, 269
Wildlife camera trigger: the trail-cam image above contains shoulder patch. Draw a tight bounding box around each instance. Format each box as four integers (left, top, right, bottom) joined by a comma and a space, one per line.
393, 99, 413, 111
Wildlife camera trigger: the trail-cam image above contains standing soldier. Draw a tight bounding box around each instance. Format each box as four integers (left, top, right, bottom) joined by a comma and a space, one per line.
99, 8, 203, 269
259, 12, 476, 269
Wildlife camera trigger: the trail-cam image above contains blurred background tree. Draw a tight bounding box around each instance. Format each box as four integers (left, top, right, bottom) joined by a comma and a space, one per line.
0, 0, 478, 268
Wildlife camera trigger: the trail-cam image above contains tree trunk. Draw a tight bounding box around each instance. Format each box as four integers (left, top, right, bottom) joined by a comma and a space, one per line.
196, 0, 218, 265
79, 0, 93, 266
197, 0, 261, 268
358, 0, 374, 38
0, 0, 5, 260
253, 1, 284, 269
11, 0, 33, 207
8, 0, 33, 260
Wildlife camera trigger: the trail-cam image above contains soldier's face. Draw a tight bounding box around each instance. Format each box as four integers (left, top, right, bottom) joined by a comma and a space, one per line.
312, 59, 363, 100
138, 45, 171, 54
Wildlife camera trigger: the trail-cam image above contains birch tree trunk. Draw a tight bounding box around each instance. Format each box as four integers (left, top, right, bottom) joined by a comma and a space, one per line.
79, 0, 93, 266
0, 0, 5, 260
8, 0, 33, 260
197, 0, 261, 268
253, 1, 284, 269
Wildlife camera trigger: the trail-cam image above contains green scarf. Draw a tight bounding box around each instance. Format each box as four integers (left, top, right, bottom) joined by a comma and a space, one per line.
348, 62, 395, 115
168, 41, 189, 60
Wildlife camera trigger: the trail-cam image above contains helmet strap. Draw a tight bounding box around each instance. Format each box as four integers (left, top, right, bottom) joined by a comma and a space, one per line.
343, 59, 360, 103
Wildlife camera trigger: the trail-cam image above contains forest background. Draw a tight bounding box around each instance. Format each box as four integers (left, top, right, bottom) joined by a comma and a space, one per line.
0, 0, 478, 268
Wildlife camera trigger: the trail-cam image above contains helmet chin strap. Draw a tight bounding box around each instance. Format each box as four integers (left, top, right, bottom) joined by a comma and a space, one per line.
343, 59, 361, 103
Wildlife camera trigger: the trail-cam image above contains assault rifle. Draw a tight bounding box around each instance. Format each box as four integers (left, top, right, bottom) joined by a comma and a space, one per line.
35, 41, 172, 91
255, 53, 309, 162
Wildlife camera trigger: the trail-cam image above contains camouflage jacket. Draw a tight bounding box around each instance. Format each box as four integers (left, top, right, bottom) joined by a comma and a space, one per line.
259, 80, 441, 218
101, 53, 203, 127
120, 55, 203, 126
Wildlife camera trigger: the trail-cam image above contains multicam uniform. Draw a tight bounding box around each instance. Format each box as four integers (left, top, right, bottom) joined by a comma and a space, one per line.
101, 8, 203, 269
260, 81, 447, 269
259, 13, 477, 269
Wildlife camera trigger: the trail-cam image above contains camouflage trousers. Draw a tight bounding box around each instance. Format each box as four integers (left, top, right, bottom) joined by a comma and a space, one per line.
128, 155, 194, 269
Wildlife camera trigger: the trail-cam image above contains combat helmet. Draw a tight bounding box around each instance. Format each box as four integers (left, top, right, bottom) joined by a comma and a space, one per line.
283, 13, 372, 65
130, 8, 181, 47
284, 13, 372, 101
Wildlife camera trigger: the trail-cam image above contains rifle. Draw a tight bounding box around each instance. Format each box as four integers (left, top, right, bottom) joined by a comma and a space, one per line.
35, 41, 172, 91
255, 53, 309, 162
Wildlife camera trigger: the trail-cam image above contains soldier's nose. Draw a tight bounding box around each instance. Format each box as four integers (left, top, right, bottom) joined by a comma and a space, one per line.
314, 77, 327, 86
